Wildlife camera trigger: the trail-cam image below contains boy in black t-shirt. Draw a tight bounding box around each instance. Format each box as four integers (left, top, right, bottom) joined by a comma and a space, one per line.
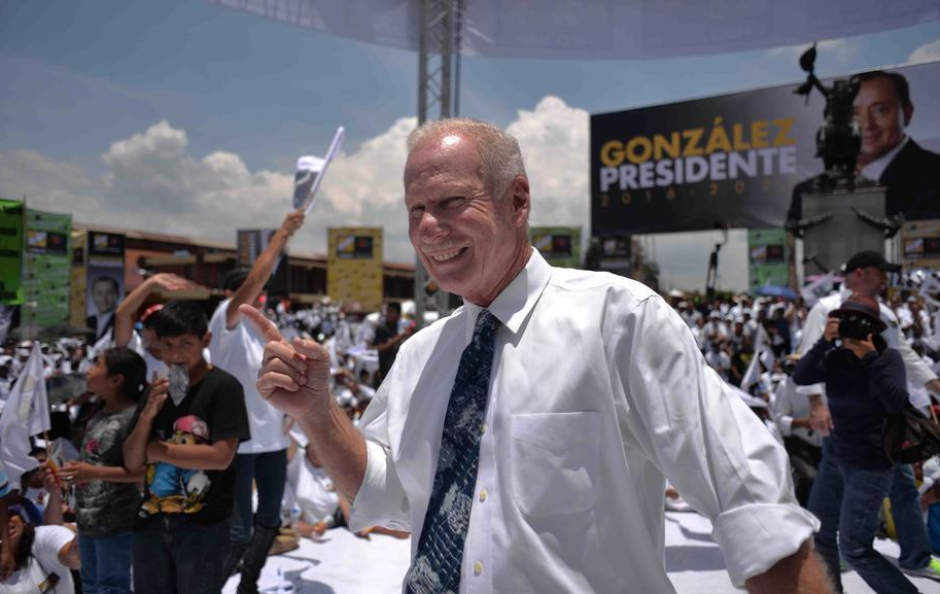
124, 301, 250, 594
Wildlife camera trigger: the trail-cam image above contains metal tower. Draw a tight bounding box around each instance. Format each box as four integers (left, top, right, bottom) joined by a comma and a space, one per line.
414, 0, 463, 327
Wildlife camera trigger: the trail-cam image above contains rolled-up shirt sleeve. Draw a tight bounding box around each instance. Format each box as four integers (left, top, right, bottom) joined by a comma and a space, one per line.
768, 384, 795, 438
614, 296, 819, 587
347, 382, 411, 533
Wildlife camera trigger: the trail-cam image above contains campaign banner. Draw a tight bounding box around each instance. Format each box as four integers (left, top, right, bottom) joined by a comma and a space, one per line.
530, 227, 581, 268
0, 198, 25, 305
591, 60, 940, 235
236, 229, 290, 298
327, 228, 383, 312
900, 220, 940, 270
88, 231, 125, 258
747, 228, 789, 291
85, 232, 125, 341
23, 209, 71, 331
600, 235, 631, 271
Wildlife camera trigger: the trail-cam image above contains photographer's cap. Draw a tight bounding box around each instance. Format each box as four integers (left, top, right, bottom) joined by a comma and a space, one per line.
843, 250, 901, 274
830, 293, 887, 333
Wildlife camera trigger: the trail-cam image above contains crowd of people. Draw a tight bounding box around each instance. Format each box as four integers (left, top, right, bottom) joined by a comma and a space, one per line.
0, 209, 420, 594
0, 117, 938, 594
1, 254, 940, 593
667, 252, 940, 592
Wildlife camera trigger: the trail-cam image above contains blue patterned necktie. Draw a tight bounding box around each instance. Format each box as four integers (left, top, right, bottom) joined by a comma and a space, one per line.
405, 309, 501, 594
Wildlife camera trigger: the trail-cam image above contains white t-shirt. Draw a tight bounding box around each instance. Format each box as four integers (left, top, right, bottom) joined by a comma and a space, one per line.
208, 299, 288, 454
126, 331, 168, 380
284, 451, 339, 525
0, 526, 75, 594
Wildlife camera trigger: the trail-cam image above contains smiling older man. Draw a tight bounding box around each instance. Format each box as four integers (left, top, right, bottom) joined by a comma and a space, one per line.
244, 119, 832, 594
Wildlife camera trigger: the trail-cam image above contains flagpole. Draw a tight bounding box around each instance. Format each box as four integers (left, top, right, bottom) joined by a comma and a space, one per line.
42, 430, 66, 494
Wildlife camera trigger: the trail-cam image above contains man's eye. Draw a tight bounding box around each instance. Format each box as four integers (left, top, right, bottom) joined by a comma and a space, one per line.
409, 206, 425, 218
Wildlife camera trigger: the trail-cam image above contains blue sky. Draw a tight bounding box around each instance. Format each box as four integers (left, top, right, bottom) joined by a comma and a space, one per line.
2, 0, 939, 291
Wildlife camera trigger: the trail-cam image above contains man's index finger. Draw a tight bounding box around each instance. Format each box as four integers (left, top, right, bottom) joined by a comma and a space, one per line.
239, 304, 284, 343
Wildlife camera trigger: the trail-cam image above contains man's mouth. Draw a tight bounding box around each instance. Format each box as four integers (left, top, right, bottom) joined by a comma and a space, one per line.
426, 247, 467, 263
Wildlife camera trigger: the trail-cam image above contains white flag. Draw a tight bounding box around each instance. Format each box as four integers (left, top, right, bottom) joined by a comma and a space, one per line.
800, 272, 836, 308
292, 126, 345, 214
0, 343, 51, 486
741, 325, 772, 390
919, 275, 940, 310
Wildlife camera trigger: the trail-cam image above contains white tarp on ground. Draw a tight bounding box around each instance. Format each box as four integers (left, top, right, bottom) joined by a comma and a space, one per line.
225, 510, 938, 593
203, 0, 939, 60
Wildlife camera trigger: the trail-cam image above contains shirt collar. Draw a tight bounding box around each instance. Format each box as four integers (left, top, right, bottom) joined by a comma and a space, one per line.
463, 248, 552, 339
860, 135, 908, 182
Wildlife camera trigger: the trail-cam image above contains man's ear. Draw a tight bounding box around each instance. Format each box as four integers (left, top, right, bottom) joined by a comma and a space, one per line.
902, 103, 914, 128
202, 332, 212, 348
510, 176, 530, 228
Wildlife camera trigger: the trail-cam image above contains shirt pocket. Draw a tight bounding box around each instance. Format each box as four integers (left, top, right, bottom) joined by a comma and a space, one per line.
509, 412, 601, 517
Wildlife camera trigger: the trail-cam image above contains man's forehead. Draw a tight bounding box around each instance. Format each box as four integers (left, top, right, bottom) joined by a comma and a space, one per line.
405, 135, 482, 186
857, 78, 898, 102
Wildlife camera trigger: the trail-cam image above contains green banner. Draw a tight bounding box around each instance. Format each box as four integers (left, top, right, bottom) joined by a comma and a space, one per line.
22, 209, 72, 331
748, 228, 788, 290
0, 199, 25, 304
530, 227, 581, 268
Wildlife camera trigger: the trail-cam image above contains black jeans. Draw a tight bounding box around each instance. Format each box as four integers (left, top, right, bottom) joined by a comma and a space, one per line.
133, 514, 230, 594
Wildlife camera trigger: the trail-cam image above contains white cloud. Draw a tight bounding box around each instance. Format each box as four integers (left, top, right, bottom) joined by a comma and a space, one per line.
508, 96, 590, 233
0, 149, 102, 214
908, 39, 940, 65
0, 99, 748, 291
0, 118, 418, 263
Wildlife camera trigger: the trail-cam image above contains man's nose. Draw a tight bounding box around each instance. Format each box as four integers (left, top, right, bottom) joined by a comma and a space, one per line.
417, 210, 447, 242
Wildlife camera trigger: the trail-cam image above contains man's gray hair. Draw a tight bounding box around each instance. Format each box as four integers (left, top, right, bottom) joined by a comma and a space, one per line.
406, 118, 527, 198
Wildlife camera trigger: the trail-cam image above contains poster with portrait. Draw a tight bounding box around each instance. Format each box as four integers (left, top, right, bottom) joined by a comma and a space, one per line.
85, 232, 125, 341
591, 60, 940, 235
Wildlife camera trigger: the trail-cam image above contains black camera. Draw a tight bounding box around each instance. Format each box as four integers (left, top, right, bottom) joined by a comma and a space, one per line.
837, 313, 876, 340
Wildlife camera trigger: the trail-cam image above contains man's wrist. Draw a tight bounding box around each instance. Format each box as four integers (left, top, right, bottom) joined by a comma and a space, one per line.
297, 397, 341, 433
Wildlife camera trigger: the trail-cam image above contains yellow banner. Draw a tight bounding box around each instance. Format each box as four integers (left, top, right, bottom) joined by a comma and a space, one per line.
69, 230, 87, 330
327, 228, 383, 313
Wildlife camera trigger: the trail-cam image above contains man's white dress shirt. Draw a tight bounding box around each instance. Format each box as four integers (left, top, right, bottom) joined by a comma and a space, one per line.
770, 377, 823, 448
350, 251, 817, 593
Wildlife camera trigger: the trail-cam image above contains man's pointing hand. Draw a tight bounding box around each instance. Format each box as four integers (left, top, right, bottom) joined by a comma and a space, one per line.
240, 304, 332, 419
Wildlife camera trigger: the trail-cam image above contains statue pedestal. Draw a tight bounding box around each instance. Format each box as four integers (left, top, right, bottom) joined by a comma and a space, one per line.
800, 183, 887, 272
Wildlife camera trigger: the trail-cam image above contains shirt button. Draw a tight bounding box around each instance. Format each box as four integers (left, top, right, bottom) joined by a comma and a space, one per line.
473, 561, 484, 576
480, 423, 487, 435
479, 489, 487, 502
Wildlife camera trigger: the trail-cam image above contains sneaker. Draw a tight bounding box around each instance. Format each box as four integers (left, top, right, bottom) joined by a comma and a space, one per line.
903, 557, 940, 582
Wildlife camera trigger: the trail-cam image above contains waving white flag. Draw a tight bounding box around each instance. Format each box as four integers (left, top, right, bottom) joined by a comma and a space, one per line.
800, 273, 836, 309
0, 343, 51, 486
292, 126, 345, 214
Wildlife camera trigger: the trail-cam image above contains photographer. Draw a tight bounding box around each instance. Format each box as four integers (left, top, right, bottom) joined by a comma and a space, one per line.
794, 293, 919, 593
